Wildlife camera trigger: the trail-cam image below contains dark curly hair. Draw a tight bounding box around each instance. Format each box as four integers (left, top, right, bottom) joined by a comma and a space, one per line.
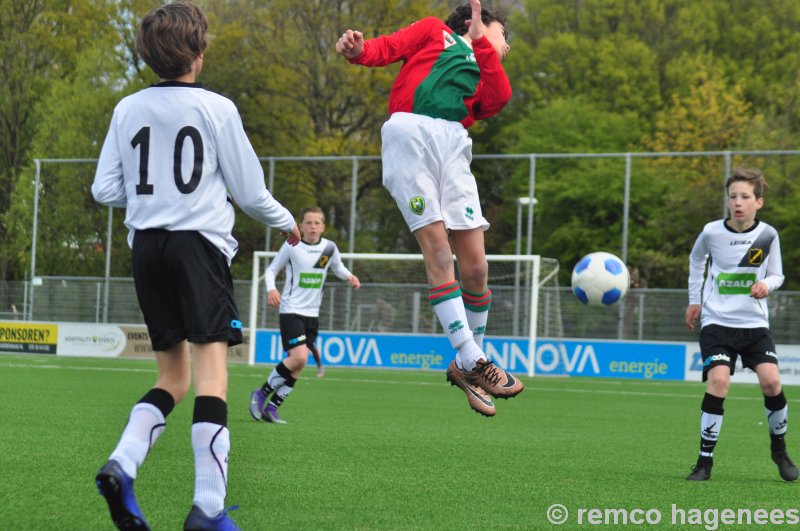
444, 4, 506, 36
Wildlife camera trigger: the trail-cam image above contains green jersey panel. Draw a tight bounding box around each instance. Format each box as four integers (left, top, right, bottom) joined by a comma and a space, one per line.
412, 36, 480, 122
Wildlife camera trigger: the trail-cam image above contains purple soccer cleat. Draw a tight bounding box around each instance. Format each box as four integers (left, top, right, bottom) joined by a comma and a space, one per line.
248, 389, 267, 421
263, 403, 287, 425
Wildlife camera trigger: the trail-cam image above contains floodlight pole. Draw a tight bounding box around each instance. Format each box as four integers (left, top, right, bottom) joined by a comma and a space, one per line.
525, 155, 536, 258
514, 201, 522, 337
30, 159, 41, 320
527, 255, 541, 377
266, 158, 275, 250
622, 154, 631, 265
260, 158, 276, 329
521, 155, 537, 366
618, 155, 632, 340
722, 151, 731, 218
248, 253, 261, 366
103, 207, 113, 323
345, 158, 358, 331
514, 196, 537, 337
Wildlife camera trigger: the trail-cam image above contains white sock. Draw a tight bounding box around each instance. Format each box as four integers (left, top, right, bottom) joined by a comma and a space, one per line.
431, 297, 472, 347
430, 284, 486, 372
767, 405, 788, 436
109, 403, 166, 479
464, 308, 489, 350
267, 366, 287, 390
456, 339, 485, 372
700, 411, 723, 457
192, 422, 230, 517
273, 383, 295, 405
462, 288, 491, 350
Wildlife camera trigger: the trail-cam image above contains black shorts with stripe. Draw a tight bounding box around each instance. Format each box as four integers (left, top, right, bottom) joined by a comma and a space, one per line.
132, 229, 243, 351
699, 324, 777, 382
279, 313, 319, 352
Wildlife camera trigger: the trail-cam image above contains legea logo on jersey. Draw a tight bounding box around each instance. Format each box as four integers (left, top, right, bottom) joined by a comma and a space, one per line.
299, 272, 323, 289
717, 272, 756, 294
409, 196, 425, 215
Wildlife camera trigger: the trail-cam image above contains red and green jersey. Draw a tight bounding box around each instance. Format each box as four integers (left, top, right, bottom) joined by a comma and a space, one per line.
349, 17, 511, 128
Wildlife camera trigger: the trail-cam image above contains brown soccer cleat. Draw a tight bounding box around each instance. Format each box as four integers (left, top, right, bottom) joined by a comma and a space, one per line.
446, 360, 496, 417
464, 359, 524, 399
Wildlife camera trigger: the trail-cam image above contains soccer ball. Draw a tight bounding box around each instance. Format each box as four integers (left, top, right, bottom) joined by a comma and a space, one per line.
571, 252, 630, 306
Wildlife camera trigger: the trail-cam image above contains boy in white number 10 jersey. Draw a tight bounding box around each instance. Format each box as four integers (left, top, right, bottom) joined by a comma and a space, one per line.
249, 206, 361, 424
91, 2, 300, 529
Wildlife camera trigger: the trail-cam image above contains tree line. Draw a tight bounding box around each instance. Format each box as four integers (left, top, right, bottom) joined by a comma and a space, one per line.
3, 0, 800, 289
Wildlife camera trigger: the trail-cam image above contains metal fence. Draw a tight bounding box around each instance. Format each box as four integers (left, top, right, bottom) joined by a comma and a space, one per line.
5, 277, 800, 344
26, 150, 800, 320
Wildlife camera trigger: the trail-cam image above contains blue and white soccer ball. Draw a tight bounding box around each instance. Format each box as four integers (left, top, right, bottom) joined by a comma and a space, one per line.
571, 252, 630, 306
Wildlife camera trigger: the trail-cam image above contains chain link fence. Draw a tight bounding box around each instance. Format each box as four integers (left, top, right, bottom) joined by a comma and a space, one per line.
4, 277, 800, 344
27, 150, 800, 286
9, 150, 800, 344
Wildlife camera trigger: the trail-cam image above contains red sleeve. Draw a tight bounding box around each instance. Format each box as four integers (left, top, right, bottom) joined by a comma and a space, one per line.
349, 17, 438, 67
470, 36, 512, 120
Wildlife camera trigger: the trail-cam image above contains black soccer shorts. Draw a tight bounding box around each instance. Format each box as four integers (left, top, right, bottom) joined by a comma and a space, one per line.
279, 313, 319, 353
132, 229, 243, 351
699, 324, 778, 382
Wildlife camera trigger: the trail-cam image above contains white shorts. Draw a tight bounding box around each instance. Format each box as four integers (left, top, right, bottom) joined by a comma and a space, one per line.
381, 112, 489, 233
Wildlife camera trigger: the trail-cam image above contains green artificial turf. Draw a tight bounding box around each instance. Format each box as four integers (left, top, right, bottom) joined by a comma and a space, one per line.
1, 354, 797, 530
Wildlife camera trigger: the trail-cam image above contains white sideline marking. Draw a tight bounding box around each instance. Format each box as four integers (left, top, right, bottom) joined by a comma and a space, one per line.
0, 362, 157, 373
0, 360, 786, 403
315, 377, 770, 402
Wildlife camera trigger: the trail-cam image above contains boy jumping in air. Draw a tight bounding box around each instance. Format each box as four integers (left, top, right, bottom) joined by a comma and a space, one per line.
335, 0, 522, 417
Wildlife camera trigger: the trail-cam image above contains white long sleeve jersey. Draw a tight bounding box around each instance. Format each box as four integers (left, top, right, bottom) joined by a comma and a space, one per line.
91, 82, 295, 264
688, 219, 784, 329
265, 238, 353, 317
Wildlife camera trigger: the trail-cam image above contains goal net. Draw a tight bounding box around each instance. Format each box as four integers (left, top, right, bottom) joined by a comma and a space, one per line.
247, 252, 560, 376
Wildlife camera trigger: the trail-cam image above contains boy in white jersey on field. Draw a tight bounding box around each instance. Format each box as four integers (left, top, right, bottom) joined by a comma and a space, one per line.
685, 168, 797, 482
249, 207, 360, 424
91, 2, 301, 529
336, 0, 523, 417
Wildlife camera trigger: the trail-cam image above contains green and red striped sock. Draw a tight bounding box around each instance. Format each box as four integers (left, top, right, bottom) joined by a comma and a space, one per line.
462, 288, 491, 349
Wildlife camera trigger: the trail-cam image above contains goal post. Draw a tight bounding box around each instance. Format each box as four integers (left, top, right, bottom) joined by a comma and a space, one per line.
248, 252, 558, 377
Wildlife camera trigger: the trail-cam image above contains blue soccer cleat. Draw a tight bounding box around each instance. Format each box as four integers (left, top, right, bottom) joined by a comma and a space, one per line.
95, 460, 150, 530
183, 504, 240, 531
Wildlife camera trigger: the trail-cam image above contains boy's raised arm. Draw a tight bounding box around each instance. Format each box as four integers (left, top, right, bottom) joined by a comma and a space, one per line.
336, 29, 364, 59
466, 0, 483, 41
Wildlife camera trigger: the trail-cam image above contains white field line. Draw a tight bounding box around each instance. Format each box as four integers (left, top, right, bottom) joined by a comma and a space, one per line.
0, 360, 787, 403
